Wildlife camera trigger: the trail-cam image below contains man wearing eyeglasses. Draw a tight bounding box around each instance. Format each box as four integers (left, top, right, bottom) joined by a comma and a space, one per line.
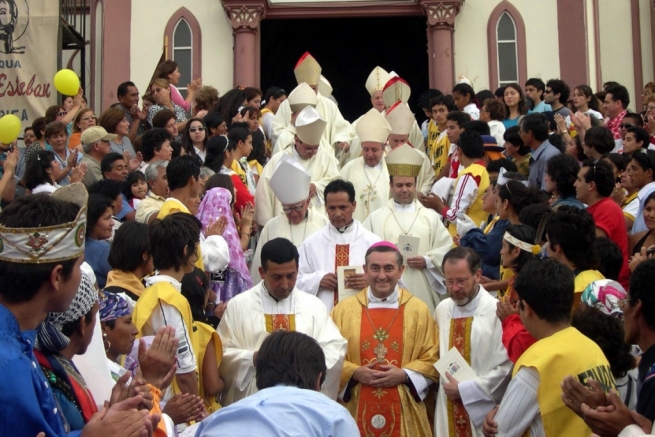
249, 155, 328, 279
434, 247, 511, 437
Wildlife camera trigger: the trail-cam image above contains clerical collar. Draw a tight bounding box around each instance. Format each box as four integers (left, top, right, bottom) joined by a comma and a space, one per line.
262, 281, 290, 303
393, 200, 416, 213
367, 286, 400, 304
332, 220, 355, 234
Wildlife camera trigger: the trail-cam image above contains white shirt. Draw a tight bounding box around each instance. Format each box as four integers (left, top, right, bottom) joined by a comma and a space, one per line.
495, 367, 544, 437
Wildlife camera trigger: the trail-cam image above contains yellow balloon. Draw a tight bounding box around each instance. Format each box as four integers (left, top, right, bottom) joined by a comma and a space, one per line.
53, 69, 80, 96
0, 114, 21, 144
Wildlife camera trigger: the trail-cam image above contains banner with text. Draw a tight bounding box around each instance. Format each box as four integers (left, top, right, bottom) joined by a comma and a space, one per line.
0, 0, 59, 134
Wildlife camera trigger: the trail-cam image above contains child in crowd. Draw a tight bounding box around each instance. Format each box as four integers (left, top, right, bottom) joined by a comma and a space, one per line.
124, 170, 148, 209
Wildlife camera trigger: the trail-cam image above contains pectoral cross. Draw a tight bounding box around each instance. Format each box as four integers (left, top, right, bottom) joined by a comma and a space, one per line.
374, 343, 388, 362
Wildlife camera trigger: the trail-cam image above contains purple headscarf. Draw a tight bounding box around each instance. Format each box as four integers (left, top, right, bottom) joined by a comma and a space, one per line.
197, 187, 252, 301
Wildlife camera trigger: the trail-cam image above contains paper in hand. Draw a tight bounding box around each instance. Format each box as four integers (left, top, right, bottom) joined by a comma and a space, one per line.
434, 347, 477, 382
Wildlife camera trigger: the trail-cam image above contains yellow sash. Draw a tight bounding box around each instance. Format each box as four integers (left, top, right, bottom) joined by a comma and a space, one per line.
156, 200, 205, 271
449, 163, 490, 236
447, 317, 474, 437
195, 322, 223, 414
132, 281, 200, 396
356, 307, 404, 437
513, 327, 614, 437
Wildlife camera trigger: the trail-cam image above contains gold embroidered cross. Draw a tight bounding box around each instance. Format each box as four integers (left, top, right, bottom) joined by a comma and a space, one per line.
374, 343, 388, 362
373, 388, 387, 399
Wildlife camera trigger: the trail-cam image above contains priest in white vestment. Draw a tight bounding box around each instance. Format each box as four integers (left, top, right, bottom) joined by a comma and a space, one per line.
341, 108, 392, 222
218, 237, 347, 406
297, 179, 381, 311
250, 155, 328, 279
385, 100, 435, 195
271, 52, 353, 153
254, 105, 340, 227
433, 247, 512, 437
363, 144, 452, 313
273, 82, 330, 155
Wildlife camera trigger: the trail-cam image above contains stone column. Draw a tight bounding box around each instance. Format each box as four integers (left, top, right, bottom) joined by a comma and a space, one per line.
223, 3, 266, 87
420, 0, 464, 92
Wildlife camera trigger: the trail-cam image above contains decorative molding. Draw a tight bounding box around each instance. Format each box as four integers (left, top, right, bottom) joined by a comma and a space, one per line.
487, 0, 527, 90
264, 2, 422, 19
223, 4, 266, 31
420, 0, 464, 29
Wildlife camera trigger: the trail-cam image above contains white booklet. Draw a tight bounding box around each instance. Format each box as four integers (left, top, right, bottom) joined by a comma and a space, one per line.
337, 265, 364, 302
434, 347, 478, 382
398, 234, 420, 265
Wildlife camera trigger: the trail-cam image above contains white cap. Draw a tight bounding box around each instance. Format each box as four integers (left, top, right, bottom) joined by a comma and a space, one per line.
294, 52, 322, 86
270, 155, 311, 205
457, 74, 473, 86
356, 108, 392, 144
382, 76, 411, 108
295, 106, 326, 146
385, 101, 415, 136
365, 66, 391, 96
318, 75, 333, 98
385, 144, 424, 177
287, 82, 318, 113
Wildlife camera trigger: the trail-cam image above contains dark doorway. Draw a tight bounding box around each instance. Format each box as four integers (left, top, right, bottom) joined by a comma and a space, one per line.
260, 15, 429, 123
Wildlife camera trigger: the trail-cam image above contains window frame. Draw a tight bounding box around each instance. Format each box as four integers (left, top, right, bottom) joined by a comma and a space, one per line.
487, 1, 527, 90
164, 8, 202, 96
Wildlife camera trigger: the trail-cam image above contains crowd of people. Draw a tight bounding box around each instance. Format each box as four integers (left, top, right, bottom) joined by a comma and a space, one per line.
1, 52, 655, 437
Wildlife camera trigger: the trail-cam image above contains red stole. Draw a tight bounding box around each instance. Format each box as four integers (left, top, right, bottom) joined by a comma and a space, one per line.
264, 314, 296, 333
334, 244, 350, 307
447, 317, 474, 437
356, 306, 405, 437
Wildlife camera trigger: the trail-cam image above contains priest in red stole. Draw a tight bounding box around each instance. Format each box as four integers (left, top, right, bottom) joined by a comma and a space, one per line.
331, 241, 439, 437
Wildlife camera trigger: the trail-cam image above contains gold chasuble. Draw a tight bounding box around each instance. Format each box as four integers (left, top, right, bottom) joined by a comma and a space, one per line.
331, 289, 440, 437
334, 244, 350, 307
448, 318, 474, 437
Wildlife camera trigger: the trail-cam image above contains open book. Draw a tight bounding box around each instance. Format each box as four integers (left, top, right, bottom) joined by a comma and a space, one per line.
434, 347, 478, 382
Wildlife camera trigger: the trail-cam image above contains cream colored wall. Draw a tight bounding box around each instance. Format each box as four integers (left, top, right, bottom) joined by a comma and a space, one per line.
453, 0, 560, 92
130, 0, 234, 101
598, 0, 635, 108
640, 0, 654, 87
585, 0, 599, 91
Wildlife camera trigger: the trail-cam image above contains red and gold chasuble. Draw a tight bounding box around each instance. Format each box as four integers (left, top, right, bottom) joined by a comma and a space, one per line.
356, 306, 405, 437
448, 317, 474, 437
264, 314, 296, 333
334, 244, 350, 307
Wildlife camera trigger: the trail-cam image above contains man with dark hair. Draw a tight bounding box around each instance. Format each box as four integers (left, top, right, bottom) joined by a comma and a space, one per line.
545, 153, 584, 209
575, 159, 630, 287
433, 247, 511, 437
332, 241, 440, 436
561, 259, 655, 435
197, 331, 357, 436
428, 94, 456, 179
203, 112, 227, 139
445, 110, 473, 178
546, 207, 604, 312
297, 179, 380, 311
218, 237, 347, 406
593, 237, 623, 281
545, 79, 572, 117
364, 145, 452, 312
114, 80, 146, 141
158, 155, 229, 274
525, 78, 551, 113
605, 84, 631, 148
521, 112, 561, 190
422, 130, 490, 237
483, 259, 613, 437
100, 152, 134, 222
0, 185, 157, 436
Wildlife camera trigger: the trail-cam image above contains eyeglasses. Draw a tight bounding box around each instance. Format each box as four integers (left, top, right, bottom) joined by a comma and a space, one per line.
56, 112, 67, 117
442, 276, 473, 288
189, 127, 206, 132
544, 89, 553, 94
282, 204, 304, 213
620, 123, 634, 129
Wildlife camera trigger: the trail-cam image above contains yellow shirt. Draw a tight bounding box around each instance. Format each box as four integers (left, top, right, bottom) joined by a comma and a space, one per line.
156, 198, 205, 271
513, 327, 614, 437
427, 125, 449, 176
195, 322, 223, 414
448, 163, 490, 236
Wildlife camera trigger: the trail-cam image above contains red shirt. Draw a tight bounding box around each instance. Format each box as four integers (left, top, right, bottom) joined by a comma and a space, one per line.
587, 197, 630, 288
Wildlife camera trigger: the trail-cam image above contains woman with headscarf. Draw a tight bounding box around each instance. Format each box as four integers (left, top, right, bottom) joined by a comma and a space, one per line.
34, 272, 99, 431
197, 187, 252, 302
98, 291, 138, 380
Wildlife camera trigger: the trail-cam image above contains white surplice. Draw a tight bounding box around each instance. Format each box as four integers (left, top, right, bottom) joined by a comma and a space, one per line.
272, 92, 353, 148
297, 221, 381, 311
254, 145, 339, 227
340, 157, 390, 223
363, 199, 452, 313
272, 124, 331, 156
249, 208, 328, 280
433, 287, 512, 437
218, 282, 347, 406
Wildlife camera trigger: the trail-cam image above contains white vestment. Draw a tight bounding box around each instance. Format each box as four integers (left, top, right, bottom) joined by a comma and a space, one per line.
272, 124, 331, 156
363, 199, 451, 313
249, 209, 328, 279
254, 145, 339, 227
218, 282, 347, 406
383, 144, 435, 195
340, 157, 390, 223
434, 288, 512, 437
272, 92, 353, 148
297, 221, 381, 311
348, 111, 425, 162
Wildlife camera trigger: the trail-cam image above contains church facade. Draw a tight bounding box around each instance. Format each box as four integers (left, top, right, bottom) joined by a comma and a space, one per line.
89, 0, 654, 114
